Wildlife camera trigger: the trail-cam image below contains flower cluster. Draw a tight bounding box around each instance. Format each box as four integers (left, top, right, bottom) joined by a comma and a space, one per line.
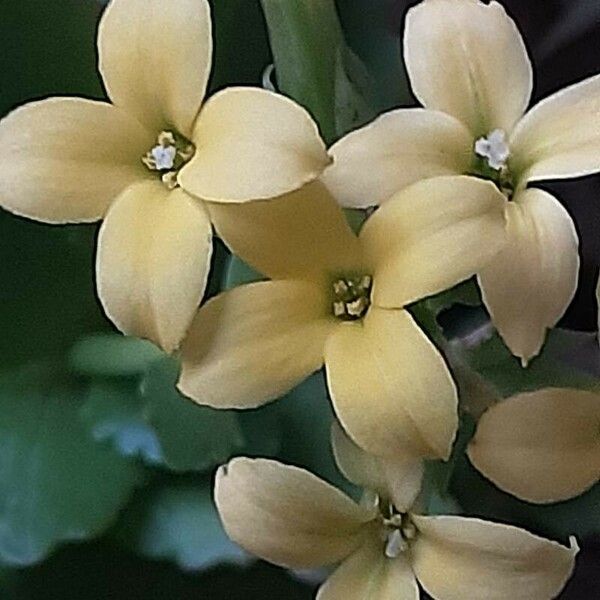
1, 0, 600, 598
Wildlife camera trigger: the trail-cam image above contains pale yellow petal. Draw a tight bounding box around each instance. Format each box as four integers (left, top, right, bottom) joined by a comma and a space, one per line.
468, 388, 600, 503
404, 0, 532, 136
214, 458, 374, 569
98, 0, 212, 137
325, 307, 458, 460
178, 280, 335, 408
207, 182, 363, 281
317, 539, 419, 600
478, 188, 579, 364
332, 422, 423, 512
511, 74, 600, 183
178, 88, 330, 202
412, 515, 578, 600
96, 181, 211, 353
322, 108, 472, 208
361, 176, 507, 308
0, 97, 152, 223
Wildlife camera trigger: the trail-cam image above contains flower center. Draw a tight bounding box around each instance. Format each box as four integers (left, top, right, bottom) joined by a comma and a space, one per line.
471, 129, 514, 198
142, 130, 195, 190
331, 275, 372, 321
382, 511, 417, 558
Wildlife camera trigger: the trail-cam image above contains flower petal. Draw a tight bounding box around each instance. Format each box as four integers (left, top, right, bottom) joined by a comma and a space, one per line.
510, 74, 600, 183
96, 181, 212, 353
331, 422, 424, 512
404, 0, 532, 136
207, 182, 363, 281
478, 188, 579, 365
178, 280, 334, 408
322, 108, 472, 208
214, 458, 374, 569
317, 539, 419, 600
98, 0, 212, 137
361, 176, 507, 308
0, 97, 151, 223
412, 515, 578, 600
468, 388, 600, 503
178, 88, 330, 202
325, 307, 458, 460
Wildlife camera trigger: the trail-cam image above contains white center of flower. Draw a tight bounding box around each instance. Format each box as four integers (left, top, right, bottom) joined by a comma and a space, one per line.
151, 144, 177, 170
474, 129, 510, 171
142, 130, 195, 190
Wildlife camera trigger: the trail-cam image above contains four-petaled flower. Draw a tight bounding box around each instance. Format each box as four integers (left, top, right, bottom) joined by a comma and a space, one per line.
0, 0, 329, 352
178, 178, 506, 460
215, 425, 578, 600
323, 0, 600, 366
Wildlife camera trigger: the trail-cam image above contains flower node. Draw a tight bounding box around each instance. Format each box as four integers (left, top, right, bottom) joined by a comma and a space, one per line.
382, 511, 417, 559
142, 129, 195, 190
331, 275, 372, 321
472, 129, 515, 198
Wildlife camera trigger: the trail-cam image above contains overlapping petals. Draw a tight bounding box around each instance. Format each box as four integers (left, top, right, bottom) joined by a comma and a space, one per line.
468, 388, 600, 503
180, 179, 506, 459
215, 456, 578, 600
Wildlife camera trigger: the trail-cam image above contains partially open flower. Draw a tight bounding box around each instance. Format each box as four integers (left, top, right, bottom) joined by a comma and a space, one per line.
178, 177, 506, 460
468, 387, 600, 503
0, 0, 328, 352
215, 429, 578, 600
323, 0, 593, 366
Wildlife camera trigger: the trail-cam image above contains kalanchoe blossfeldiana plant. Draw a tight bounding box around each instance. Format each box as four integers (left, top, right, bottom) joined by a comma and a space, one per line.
214, 425, 578, 600
322, 0, 600, 366
468, 387, 600, 503
177, 177, 507, 461
0, 0, 329, 353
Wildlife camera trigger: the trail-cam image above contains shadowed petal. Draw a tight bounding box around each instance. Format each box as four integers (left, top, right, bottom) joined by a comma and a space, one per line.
404, 0, 532, 136
412, 515, 578, 600
178, 280, 335, 408
215, 458, 374, 569
97, 182, 212, 353
468, 388, 600, 503
0, 97, 151, 223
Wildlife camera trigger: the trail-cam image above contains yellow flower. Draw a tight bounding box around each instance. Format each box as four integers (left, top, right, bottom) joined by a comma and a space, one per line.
178, 177, 506, 459
468, 387, 600, 503
323, 0, 597, 366
215, 427, 578, 600
0, 0, 328, 352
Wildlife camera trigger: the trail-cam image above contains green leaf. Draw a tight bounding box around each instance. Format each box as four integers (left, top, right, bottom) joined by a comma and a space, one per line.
465, 328, 600, 397
260, 0, 376, 142
0, 368, 143, 566
69, 334, 164, 378
222, 254, 263, 291
117, 484, 246, 571
141, 359, 245, 472
80, 382, 163, 465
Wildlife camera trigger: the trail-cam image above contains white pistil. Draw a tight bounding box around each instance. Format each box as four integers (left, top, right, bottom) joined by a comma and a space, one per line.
474, 129, 510, 171
151, 144, 177, 170
385, 529, 407, 558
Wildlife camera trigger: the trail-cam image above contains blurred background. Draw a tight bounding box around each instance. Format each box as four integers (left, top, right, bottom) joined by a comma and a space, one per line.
0, 0, 599, 597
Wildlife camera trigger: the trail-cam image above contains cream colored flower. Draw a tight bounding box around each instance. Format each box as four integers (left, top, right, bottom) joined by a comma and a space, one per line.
178, 177, 506, 460
468, 387, 600, 503
215, 431, 578, 600
0, 0, 328, 352
322, 0, 595, 366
